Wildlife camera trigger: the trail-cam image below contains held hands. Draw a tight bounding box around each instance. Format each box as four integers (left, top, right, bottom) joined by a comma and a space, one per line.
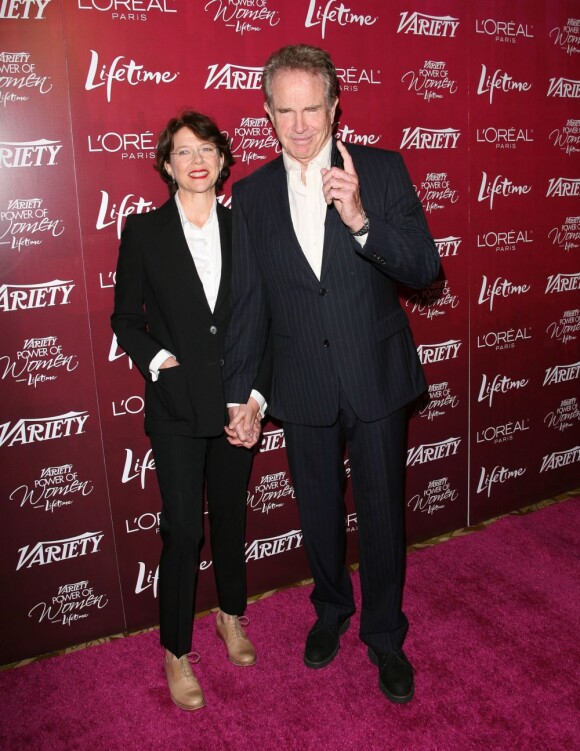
321, 140, 366, 233
225, 397, 262, 449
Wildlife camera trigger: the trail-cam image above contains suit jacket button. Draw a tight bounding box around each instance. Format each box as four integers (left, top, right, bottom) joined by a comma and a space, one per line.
323, 339, 330, 348
319, 287, 327, 296
219, 358, 225, 367
209, 325, 218, 334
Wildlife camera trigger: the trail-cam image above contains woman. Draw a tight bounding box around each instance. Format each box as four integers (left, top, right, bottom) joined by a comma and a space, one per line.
111, 111, 269, 711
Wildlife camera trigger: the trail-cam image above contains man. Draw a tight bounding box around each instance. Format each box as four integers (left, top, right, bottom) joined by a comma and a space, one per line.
225, 44, 440, 704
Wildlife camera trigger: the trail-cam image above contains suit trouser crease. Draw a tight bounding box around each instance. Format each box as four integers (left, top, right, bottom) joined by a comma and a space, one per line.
283, 392, 409, 653
149, 431, 252, 658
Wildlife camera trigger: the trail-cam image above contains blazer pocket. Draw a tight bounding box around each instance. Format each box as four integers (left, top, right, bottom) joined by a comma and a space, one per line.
374, 307, 409, 342
155, 366, 193, 422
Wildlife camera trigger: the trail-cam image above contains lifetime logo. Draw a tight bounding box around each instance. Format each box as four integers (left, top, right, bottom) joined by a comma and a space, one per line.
16, 531, 104, 570
397, 11, 459, 36
0, 411, 89, 447
0, 139, 62, 168
400, 127, 460, 149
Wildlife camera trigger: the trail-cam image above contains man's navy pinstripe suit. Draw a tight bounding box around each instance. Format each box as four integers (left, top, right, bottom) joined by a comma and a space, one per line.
224, 140, 440, 653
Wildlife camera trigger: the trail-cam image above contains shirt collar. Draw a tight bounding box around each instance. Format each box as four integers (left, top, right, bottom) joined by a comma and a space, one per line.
174, 192, 217, 229
282, 136, 333, 175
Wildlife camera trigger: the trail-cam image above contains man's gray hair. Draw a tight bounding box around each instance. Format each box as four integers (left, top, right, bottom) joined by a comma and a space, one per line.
262, 44, 340, 109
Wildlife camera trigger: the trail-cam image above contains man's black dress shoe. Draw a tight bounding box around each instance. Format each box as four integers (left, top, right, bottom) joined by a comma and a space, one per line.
304, 618, 350, 669
368, 646, 414, 704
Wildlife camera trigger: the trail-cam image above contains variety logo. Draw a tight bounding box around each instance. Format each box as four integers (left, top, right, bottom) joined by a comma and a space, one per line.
336, 66, 381, 93
205, 63, 263, 90
400, 127, 460, 150
259, 426, 286, 453
435, 236, 461, 258
476, 419, 530, 444
28, 579, 108, 627
248, 470, 295, 515
112, 394, 144, 416
418, 381, 459, 422
549, 119, 580, 156
0, 51, 52, 107
16, 531, 103, 570
477, 64, 532, 104
549, 17, 580, 56
546, 308, 579, 345
475, 17, 534, 42
478, 275, 530, 312
478, 373, 529, 407
0, 138, 62, 168
545, 272, 580, 293
415, 172, 459, 213
477, 326, 532, 351
96, 190, 155, 239
0, 0, 52, 19
540, 446, 580, 473
88, 130, 155, 160
0, 410, 88, 447
476, 464, 526, 498
204, 0, 280, 35
407, 280, 459, 320
121, 447, 155, 490
547, 77, 580, 98
226, 116, 280, 165
406, 436, 461, 466
416, 339, 461, 365
476, 228, 533, 253
0, 335, 78, 388
0, 197, 64, 252
397, 11, 459, 37
85, 49, 178, 103
408, 476, 458, 516
0, 279, 74, 312
245, 529, 303, 561
401, 60, 457, 102
335, 123, 380, 147
77, 0, 177, 22
544, 397, 580, 432
546, 177, 580, 197
543, 361, 579, 386
9, 463, 93, 513
478, 172, 532, 209
305, 0, 377, 40
476, 126, 533, 149
125, 511, 160, 534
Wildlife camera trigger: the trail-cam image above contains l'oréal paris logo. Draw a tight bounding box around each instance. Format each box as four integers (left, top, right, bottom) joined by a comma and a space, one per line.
0, 0, 51, 19
545, 273, 580, 293
406, 437, 461, 466
540, 446, 580, 473
204, 0, 280, 35
77, 0, 176, 21
475, 18, 534, 42
549, 18, 580, 56
476, 228, 533, 253
336, 67, 381, 93
547, 78, 580, 98
397, 12, 459, 37
0, 411, 89, 447
305, 0, 377, 40
0, 280, 74, 312
0, 139, 61, 167
476, 127, 533, 149
205, 63, 263, 90
476, 419, 530, 444
477, 327, 532, 351
87, 130, 155, 160
85, 50, 178, 102
546, 178, 580, 198
16, 531, 103, 570
477, 64, 532, 104
478, 172, 531, 209
400, 127, 460, 149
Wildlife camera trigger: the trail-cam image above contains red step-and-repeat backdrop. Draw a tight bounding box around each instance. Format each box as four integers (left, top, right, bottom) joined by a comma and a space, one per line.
1, 0, 578, 665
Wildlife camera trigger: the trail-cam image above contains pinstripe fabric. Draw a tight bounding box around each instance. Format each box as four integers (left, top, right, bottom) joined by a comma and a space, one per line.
224, 142, 440, 651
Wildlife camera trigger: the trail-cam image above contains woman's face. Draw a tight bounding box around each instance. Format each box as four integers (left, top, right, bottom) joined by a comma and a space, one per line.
164, 126, 224, 198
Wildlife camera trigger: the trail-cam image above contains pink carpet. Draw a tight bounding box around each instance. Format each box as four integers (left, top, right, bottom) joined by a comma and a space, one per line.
1, 498, 578, 751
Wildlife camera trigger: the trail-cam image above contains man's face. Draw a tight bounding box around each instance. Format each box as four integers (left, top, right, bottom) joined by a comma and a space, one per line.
265, 68, 337, 167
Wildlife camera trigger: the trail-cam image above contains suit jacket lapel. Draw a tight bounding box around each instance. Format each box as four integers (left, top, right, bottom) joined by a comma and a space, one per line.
214, 201, 231, 314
